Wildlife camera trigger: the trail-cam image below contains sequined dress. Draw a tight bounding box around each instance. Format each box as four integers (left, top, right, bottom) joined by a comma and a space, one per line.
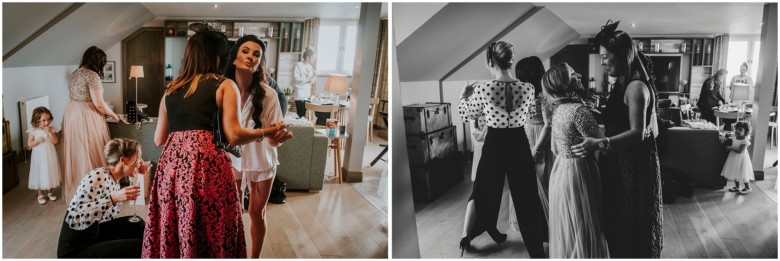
548, 102, 609, 258
61, 67, 111, 204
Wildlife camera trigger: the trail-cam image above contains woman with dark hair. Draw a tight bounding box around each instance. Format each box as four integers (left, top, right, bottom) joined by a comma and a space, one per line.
542, 63, 609, 258
515, 56, 553, 223
61, 46, 120, 204
142, 31, 285, 258
224, 34, 293, 258
698, 69, 728, 124
571, 20, 663, 258
457, 41, 546, 258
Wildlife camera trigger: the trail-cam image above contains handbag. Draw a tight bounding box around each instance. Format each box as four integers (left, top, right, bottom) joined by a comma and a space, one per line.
211, 78, 242, 158
269, 178, 287, 204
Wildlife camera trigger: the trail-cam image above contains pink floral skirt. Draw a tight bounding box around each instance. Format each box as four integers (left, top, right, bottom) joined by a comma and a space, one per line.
142, 130, 246, 258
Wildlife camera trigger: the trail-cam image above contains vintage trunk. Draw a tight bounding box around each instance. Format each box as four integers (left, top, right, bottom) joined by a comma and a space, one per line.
406, 125, 457, 166
410, 153, 464, 202
403, 103, 452, 135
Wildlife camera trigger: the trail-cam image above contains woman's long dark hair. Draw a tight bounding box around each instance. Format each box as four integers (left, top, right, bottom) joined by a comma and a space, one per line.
166, 31, 228, 97
224, 35, 268, 129
594, 20, 656, 96
80, 46, 107, 79
515, 56, 545, 96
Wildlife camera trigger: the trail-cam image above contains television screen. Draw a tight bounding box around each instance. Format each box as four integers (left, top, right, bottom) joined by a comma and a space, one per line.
648, 55, 681, 93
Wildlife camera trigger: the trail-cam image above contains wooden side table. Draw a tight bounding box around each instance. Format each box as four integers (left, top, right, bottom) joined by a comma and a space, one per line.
318, 130, 349, 183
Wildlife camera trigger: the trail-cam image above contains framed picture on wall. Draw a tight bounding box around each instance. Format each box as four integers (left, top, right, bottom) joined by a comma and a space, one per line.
102, 61, 116, 83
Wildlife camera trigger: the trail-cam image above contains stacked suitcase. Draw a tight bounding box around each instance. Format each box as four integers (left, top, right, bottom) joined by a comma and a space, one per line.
403, 103, 463, 202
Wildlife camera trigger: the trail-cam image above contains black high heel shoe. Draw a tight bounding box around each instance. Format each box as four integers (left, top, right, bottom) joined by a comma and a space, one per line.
459, 237, 471, 257
487, 228, 507, 245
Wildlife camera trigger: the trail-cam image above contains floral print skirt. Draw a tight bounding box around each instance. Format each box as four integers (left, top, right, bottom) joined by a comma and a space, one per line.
142, 130, 246, 258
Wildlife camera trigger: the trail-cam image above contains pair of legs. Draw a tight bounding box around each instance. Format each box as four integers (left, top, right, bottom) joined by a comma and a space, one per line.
728, 179, 751, 193
36, 188, 56, 203
461, 127, 547, 257
57, 216, 145, 258
235, 172, 275, 258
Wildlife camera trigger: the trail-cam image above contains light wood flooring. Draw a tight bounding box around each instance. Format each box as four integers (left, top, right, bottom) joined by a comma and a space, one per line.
2, 160, 387, 258
414, 157, 778, 258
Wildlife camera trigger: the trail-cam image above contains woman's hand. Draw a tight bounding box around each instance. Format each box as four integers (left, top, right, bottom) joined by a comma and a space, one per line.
269, 123, 293, 144
136, 161, 152, 174
461, 82, 478, 99
111, 185, 140, 203
532, 150, 543, 161
571, 136, 602, 157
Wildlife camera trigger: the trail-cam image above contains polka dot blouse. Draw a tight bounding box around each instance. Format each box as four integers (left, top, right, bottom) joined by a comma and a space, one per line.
64, 167, 121, 230
459, 80, 536, 128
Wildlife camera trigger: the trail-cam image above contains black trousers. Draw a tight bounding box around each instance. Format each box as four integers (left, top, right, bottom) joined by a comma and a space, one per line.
295, 100, 307, 118
57, 215, 145, 258
470, 127, 547, 258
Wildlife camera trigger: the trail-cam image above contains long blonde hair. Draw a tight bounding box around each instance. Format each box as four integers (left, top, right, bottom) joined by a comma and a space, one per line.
166, 31, 228, 98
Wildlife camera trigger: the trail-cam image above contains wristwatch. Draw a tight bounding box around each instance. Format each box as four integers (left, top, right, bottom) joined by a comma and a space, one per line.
598, 138, 607, 149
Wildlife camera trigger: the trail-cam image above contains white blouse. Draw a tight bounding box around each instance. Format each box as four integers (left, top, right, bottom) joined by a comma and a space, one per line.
459, 80, 535, 128
64, 167, 121, 230
230, 83, 284, 174
293, 62, 315, 100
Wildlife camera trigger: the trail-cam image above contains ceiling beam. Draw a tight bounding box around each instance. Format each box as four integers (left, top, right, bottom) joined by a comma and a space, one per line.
439, 6, 543, 83
3, 3, 84, 61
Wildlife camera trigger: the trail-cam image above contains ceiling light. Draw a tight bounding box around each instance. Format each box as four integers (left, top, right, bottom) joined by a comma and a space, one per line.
213, 4, 218, 8
355, 5, 360, 8
631, 23, 636, 27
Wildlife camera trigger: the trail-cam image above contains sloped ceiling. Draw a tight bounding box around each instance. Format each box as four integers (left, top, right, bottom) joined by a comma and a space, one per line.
2, 3, 71, 56
396, 3, 579, 82
393, 2, 447, 44
3, 3, 156, 68
538, 2, 765, 36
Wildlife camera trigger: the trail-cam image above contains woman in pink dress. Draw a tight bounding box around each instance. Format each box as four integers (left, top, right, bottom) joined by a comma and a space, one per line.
141, 30, 285, 258
61, 46, 119, 204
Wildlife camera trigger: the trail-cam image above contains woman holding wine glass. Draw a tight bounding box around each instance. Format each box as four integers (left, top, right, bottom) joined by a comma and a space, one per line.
57, 138, 150, 258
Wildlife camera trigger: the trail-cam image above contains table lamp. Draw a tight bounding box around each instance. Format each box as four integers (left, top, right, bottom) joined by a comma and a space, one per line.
129, 65, 144, 106
325, 74, 348, 114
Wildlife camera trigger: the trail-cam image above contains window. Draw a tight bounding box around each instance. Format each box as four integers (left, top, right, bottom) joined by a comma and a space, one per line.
727, 38, 761, 82
317, 21, 358, 75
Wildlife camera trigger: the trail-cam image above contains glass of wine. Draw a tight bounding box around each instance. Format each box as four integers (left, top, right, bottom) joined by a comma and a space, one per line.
128, 173, 141, 223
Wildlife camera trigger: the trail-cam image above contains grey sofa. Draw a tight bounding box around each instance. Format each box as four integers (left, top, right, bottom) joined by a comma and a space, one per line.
277, 118, 328, 191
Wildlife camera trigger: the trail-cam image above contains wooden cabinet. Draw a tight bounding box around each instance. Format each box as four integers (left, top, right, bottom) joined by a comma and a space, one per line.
3, 151, 18, 194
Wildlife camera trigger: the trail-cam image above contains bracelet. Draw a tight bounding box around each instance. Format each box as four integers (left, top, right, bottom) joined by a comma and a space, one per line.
605, 137, 611, 151
257, 129, 265, 142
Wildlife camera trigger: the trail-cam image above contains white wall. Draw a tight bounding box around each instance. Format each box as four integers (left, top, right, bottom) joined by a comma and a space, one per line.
3, 65, 77, 152
103, 41, 124, 114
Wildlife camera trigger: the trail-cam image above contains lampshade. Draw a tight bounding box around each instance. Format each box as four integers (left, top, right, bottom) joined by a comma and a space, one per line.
324, 74, 348, 93
129, 65, 144, 78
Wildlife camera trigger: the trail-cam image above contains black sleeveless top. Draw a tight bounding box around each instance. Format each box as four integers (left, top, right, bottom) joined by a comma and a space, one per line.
166, 76, 222, 132
603, 77, 655, 137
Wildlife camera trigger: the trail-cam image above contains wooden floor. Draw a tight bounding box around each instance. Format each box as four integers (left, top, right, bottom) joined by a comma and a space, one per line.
2, 161, 388, 258
414, 160, 778, 258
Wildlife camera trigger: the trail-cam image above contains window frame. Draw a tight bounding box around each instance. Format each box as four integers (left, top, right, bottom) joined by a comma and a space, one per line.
317, 20, 358, 76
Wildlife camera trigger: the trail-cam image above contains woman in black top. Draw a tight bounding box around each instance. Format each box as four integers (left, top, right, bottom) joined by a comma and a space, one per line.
697, 69, 728, 124
572, 20, 663, 258
458, 41, 546, 258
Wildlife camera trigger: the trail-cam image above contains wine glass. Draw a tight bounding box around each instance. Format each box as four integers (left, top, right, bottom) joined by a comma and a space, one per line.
128, 175, 141, 223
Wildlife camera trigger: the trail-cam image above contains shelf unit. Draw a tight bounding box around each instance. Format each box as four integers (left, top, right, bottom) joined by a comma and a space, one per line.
164, 20, 306, 89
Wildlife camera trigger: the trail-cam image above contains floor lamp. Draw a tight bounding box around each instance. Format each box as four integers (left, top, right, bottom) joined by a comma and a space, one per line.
129, 65, 144, 111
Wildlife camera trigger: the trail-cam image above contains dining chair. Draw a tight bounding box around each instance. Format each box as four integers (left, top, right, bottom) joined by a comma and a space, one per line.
368, 97, 380, 142
304, 103, 335, 129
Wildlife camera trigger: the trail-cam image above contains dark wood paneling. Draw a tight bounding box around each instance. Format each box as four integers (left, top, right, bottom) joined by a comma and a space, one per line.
550, 44, 589, 82
122, 27, 165, 117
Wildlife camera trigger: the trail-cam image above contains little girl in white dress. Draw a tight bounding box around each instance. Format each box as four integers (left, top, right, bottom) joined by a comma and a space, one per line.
720, 121, 755, 194
27, 106, 62, 204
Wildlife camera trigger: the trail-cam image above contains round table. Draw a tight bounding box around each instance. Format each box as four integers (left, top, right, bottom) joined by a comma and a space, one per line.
713, 107, 752, 130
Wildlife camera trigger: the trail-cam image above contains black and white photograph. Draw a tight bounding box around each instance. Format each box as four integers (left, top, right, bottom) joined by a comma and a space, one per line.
392, 2, 777, 259
102, 61, 116, 83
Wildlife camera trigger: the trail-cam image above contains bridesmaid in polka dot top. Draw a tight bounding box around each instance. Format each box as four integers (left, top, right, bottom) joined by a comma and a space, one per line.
457, 40, 547, 258
57, 138, 150, 258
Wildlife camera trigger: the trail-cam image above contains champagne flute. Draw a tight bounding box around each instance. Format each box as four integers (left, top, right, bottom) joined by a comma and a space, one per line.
128, 174, 141, 223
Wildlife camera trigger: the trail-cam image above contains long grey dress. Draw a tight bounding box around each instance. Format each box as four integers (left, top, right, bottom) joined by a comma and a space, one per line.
548, 102, 609, 258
